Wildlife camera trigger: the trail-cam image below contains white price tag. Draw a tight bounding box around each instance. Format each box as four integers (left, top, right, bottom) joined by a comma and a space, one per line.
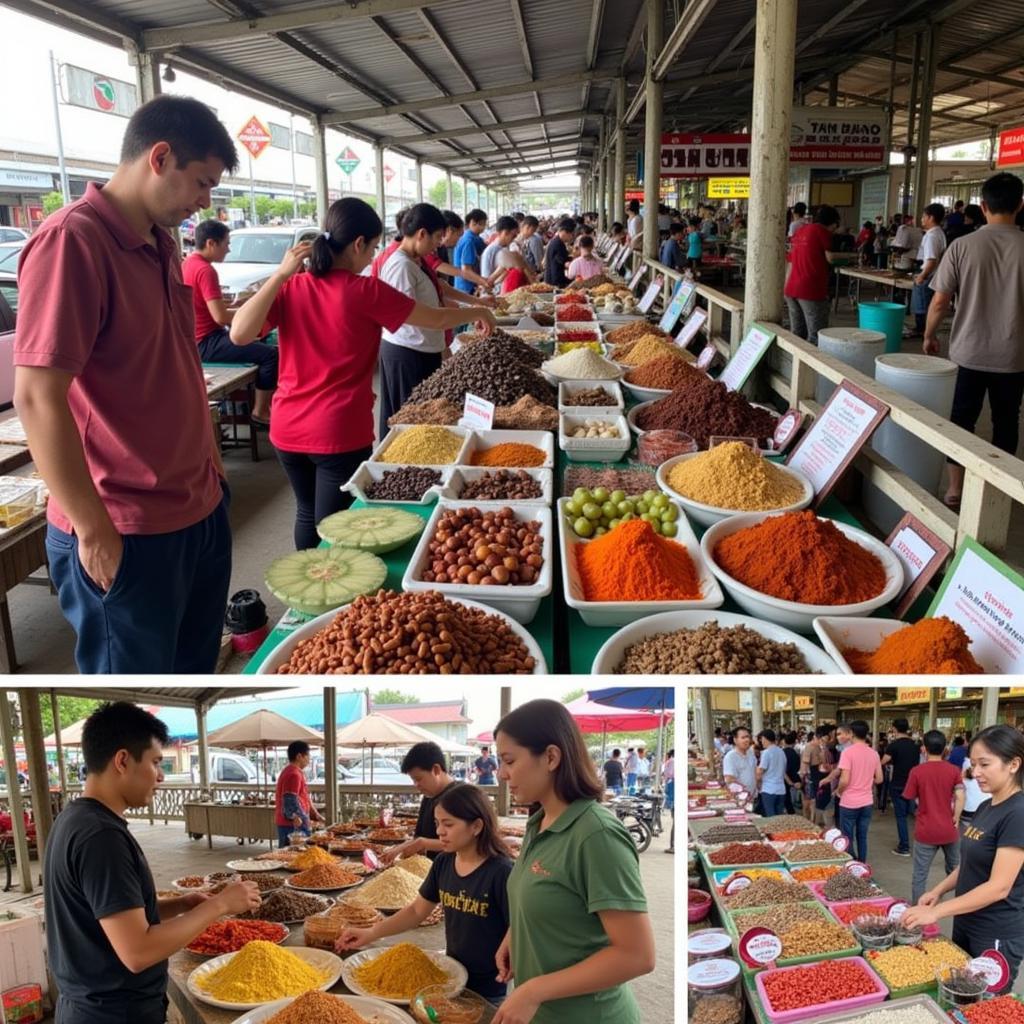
460, 393, 495, 430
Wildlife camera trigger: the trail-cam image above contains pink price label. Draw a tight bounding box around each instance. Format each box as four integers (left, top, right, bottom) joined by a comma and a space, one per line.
726, 782, 743, 793
697, 346, 716, 371
823, 828, 842, 843
831, 835, 850, 853
971, 951, 1010, 992
887, 902, 908, 922
739, 928, 783, 968
845, 861, 872, 878
724, 874, 752, 895
773, 410, 804, 452
362, 849, 381, 872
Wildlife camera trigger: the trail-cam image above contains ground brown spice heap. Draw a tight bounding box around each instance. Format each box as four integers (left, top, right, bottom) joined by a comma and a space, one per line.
264, 991, 369, 1024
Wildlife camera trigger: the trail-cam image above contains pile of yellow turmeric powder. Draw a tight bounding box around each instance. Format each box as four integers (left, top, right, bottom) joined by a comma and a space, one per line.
666, 442, 806, 511
194, 940, 330, 1003
352, 942, 448, 999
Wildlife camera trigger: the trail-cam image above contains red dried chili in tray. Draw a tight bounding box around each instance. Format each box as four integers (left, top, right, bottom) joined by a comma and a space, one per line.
557, 331, 600, 342
760, 960, 879, 1011
707, 842, 779, 865
185, 918, 287, 955
557, 308, 595, 321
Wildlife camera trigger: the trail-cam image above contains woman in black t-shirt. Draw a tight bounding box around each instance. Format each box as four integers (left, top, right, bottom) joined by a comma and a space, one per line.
336, 783, 513, 1002
903, 725, 1024, 991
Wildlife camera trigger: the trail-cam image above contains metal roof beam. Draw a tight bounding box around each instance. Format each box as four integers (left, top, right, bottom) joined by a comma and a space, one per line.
585, 0, 607, 70
444, 136, 594, 163
446, 146, 587, 170
5, 0, 138, 45
322, 71, 614, 124
383, 110, 589, 145
676, 14, 754, 106
652, 0, 719, 81
142, 0, 438, 51
794, 0, 874, 57
509, 0, 535, 79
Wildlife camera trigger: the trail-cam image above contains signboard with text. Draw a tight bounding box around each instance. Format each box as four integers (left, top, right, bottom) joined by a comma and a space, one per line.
237, 116, 273, 159
336, 147, 360, 175
886, 513, 952, 618
707, 177, 751, 199
998, 126, 1024, 167
658, 281, 696, 333
62, 63, 138, 118
718, 324, 776, 391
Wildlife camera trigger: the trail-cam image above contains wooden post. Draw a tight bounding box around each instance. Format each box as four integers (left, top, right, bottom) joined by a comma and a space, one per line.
50, 689, 67, 801
324, 687, 338, 826
912, 26, 938, 209
196, 702, 210, 792
615, 78, 626, 225
0, 690, 32, 892
596, 120, 606, 232
750, 687, 764, 736
642, 0, 664, 261
959, 471, 1013, 553
312, 118, 329, 226
496, 687, 512, 817
19, 690, 52, 868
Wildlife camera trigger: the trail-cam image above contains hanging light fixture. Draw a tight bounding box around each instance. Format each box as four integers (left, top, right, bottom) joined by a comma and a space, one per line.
162, 64, 176, 83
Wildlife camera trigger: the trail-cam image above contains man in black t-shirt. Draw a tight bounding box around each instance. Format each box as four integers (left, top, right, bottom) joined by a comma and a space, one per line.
381, 741, 456, 864
603, 749, 625, 795
882, 718, 922, 856
543, 218, 575, 287
44, 702, 260, 1024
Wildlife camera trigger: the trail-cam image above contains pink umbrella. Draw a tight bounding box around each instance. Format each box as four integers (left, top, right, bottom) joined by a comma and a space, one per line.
564, 695, 667, 734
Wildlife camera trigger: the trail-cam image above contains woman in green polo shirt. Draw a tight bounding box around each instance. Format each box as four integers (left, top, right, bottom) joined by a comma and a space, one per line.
491, 699, 655, 1024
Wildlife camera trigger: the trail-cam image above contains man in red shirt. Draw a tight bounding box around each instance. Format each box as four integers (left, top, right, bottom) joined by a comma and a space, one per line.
181, 219, 278, 425
14, 95, 237, 673
784, 204, 840, 345
274, 741, 324, 847
904, 729, 965, 904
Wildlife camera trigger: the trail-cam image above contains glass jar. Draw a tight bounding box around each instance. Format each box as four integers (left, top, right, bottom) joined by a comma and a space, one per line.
688, 930, 733, 964
688, 958, 742, 1024
303, 912, 343, 951
638, 429, 698, 467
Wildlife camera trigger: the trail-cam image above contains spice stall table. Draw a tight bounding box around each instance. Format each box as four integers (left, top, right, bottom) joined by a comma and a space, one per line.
183, 802, 277, 850
243, 500, 556, 674
837, 267, 914, 311
166, 924, 497, 1024
203, 363, 260, 462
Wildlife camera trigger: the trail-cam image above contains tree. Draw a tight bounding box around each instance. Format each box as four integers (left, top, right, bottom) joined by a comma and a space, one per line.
271, 198, 297, 220
427, 179, 463, 210
372, 689, 421, 706
299, 200, 317, 218
254, 195, 275, 222
42, 191, 65, 218
38, 696, 103, 739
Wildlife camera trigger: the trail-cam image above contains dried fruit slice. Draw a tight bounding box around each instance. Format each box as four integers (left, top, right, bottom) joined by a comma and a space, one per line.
317, 507, 424, 554
265, 547, 386, 616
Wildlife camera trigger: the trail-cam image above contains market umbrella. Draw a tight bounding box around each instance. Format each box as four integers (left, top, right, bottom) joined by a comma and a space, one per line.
335, 713, 432, 784
207, 709, 324, 805
587, 687, 674, 793
565, 695, 666, 760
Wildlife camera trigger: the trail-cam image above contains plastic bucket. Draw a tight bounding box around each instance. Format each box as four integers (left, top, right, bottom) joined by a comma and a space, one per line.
816, 328, 887, 405
858, 302, 906, 354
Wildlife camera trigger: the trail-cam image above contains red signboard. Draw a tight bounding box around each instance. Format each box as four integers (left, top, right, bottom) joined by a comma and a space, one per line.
998, 126, 1024, 167
383, 165, 396, 183
237, 116, 272, 159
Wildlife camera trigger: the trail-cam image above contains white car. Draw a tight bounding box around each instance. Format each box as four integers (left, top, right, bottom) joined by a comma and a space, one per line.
0, 227, 28, 244
214, 225, 322, 302
0, 242, 25, 273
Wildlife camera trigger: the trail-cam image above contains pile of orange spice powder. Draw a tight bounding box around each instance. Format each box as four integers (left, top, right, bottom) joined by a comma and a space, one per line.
576, 519, 702, 602
712, 510, 887, 605
844, 616, 984, 674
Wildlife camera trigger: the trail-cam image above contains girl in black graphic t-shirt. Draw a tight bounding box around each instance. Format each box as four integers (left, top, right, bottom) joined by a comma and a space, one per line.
337, 783, 513, 1002
903, 725, 1024, 992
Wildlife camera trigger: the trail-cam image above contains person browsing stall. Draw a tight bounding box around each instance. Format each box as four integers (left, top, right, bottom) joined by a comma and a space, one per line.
567, 236, 605, 281
475, 745, 498, 786
45, 703, 260, 1024
380, 741, 456, 864
882, 718, 920, 857
337, 784, 513, 1004
756, 729, 788, 818
453, 208, 490, 294
275, 740, 324, 847
903, 726, 1024, 991
834, 720, 883, 863
543, 219, 576, 288
492, 699, 654, 1024
723, 726, 757, 796
231, 198, 493, 551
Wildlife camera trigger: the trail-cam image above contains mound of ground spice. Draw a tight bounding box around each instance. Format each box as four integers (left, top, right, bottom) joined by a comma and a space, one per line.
265, 991, 370, 1024
351, 942, 448, 1000
844, 616, 984, 674
617, 336, 693, 366
471, 442, 547, 467
626, 355, 703, 390
712, 510, 887, 605
289, 863, 360, 889
667, 442, 806, 510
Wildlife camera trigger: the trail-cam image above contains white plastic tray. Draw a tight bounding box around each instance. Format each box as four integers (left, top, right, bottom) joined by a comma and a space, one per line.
227, 994, 417, 1024
626, 400, 656, 436
559, 412, 632, 463
443, 466, 553, 506
558, 497, 724, 626
461, 428, 555, 469
341, 461, 453, 506
558, 379, 624, 413
401, 501, 553, 624
812, 616, 909, 674
370, 424, 471, 466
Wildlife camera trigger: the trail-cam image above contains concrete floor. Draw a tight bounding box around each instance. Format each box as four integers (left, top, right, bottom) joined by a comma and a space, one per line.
5, 814, 677, 1022
8, 281, 1023, 674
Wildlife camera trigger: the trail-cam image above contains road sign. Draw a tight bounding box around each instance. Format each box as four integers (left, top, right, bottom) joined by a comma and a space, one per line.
383, 165, 396, 183
336, 147, 360, 175
237, 116, 272, 159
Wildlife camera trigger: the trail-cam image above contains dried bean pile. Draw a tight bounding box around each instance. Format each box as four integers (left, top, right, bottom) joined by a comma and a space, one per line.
777, 920, 857, 957
563, 467, 657, 496
724, 877, 812, 909
274, 590, 537, 675
365, 466, 442, 502
729, 904, 829, 934
563, 386, 619, 407
614, 621, 813, 675
823, 872, 883, 901
760, 960, 879, 1011
237, 889, 331, 922
784, 840, 849, 862
458, 470, 543, 502
707, 842, 779, 865
694, 824, 763, 845
691, 995, 743, 1024
758, 815, 822, 834
457, 328, 546, 366
237, 872, 286, 893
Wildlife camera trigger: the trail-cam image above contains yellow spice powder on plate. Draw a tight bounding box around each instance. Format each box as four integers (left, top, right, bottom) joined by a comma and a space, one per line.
353, 942, 448, 999
194, 941, 329, 1003
667, 442, 806, 510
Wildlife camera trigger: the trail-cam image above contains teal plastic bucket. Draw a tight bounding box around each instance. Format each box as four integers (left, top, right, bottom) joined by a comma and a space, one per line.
859, 301, 905, 354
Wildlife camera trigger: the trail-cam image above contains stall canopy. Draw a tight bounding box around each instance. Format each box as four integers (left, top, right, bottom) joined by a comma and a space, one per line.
588, 687, 673, 793
565, 695, 667, 733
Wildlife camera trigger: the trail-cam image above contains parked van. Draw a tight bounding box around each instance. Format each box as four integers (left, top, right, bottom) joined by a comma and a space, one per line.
164, 750, 259, 785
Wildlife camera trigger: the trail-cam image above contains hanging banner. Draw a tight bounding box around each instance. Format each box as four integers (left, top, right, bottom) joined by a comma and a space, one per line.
707, 178, 751, 199
661, 134, 750, 178
62, 63, 138, 118
789, 107, 888, 165
997, 126, 1024, 167
896, 687, 931, 703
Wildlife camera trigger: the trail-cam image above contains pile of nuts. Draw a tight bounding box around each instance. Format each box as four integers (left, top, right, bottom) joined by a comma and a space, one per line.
706, 842, 779, 865
724, 877, 813, 909
759, 815, 822, 833
729, 904, 830, 934
365, 467, 442, 502
691, 995, 743, 1024
568, 419, 621, 439
458, 470, 543, 502
865, 941, 968, 988
694, 824, 763, 845
274, 590, 537, 675
562, 386, 618, 408
775, 920, 857, 957
784, 840, 849, 862
822, 872, 883, 901
420, 506, 544, 586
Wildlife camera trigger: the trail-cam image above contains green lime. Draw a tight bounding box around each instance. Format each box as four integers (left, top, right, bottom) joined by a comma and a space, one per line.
573, 517, 594, 538
610, 490, 626, 505
643, 489, 658, 503
637, 501, 650, 515
617, 500, 634, 517
593, 487, 609, 503
661, 521, 678, 538
652, 494, 670, 510
601, 501, 617, 519
595, 526, 608, 536
662, 504, 679, 523
608, 518, 622, 530
564, 500, 580, 518
573, 487, 591, 506
582, 503, 602, 521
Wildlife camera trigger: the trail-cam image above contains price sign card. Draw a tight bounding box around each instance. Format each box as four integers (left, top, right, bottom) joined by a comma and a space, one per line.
637, 275, 664, 314
658, 280, 696, 333
786, 380, 889, 506
614, 245, 633, 272
697, 344, 718, 371
628, 265, 647, 292
886, 513, 952, 618
926, 537, 1024, 673
676, 307, 708, 350
602, 243, 621, 266
772, 410, 805, 454
460, 393, 495, 430
718, 323, 776, 391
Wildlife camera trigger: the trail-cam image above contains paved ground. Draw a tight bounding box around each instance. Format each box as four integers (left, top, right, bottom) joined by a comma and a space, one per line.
6, 812, 677, 1021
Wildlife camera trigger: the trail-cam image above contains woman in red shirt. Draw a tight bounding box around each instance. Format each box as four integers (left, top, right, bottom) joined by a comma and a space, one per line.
233, 198, 495, 549
784, 204, 840, 345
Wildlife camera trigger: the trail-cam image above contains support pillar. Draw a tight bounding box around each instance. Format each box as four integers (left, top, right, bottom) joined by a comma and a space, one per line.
605, 123, 615, 235
375, 144, 386, 220
980, 686, 999, 727
615, 78, 627, 232
596, 121, 606, 231
196, 702, 210, 792
902, 33, 922, 215
912, 25, 938, 211
496, 687, 512, 816
20, 691, 52, 869
927, 688, 938, 732
643, 0, 665, 261
742, 0, 797, 330
790, 689, 797, 731
324, 688, 337, 826
415, 161, 424, 203
50, 690, 67, 799
698, 689, 716, 765
827, 74, 839, 106
0, 691, 32, 892
750, 687, 764, 737
872, 689, 880, 751
312, 119, 329, 226
127, 44, 161, 103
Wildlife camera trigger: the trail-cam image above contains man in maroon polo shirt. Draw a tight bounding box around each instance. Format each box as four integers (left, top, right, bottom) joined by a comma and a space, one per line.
14, 95, 239, 673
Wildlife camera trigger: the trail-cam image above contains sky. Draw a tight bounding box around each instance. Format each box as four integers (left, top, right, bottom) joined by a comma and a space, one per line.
0, 8, 579, 198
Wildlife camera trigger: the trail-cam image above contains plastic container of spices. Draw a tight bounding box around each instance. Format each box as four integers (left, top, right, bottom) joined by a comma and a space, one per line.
688, 958, 743, 1024
689, 930, 733, 964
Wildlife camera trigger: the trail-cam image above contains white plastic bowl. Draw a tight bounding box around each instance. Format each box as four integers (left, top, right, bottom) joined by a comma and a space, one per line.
401, 502, 553, 624
656, 452, 815, 527
812, 616, 909, 674
255, 596, 547, 674
591, 609, 840, 674
370, 424, 471, 466
341, 461, 452, 506
626, 400, 657, 436
558, 498, 724, 626
701, 512, 905, 633
620, 378, 673, 403
442, 466, 552, 505
461, 428, 555, 469
558, 379, 624, 413
559, 412, 631, 463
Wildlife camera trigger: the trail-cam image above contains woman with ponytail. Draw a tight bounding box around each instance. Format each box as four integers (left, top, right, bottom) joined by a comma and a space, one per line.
232, 197, 494, 549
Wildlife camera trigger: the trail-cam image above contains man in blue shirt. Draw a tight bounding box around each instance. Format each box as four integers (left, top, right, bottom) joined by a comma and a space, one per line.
658, 222, 685, 271
948, 735, 968, 769
453, 208, 488, 294
757, 729, 788, 817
